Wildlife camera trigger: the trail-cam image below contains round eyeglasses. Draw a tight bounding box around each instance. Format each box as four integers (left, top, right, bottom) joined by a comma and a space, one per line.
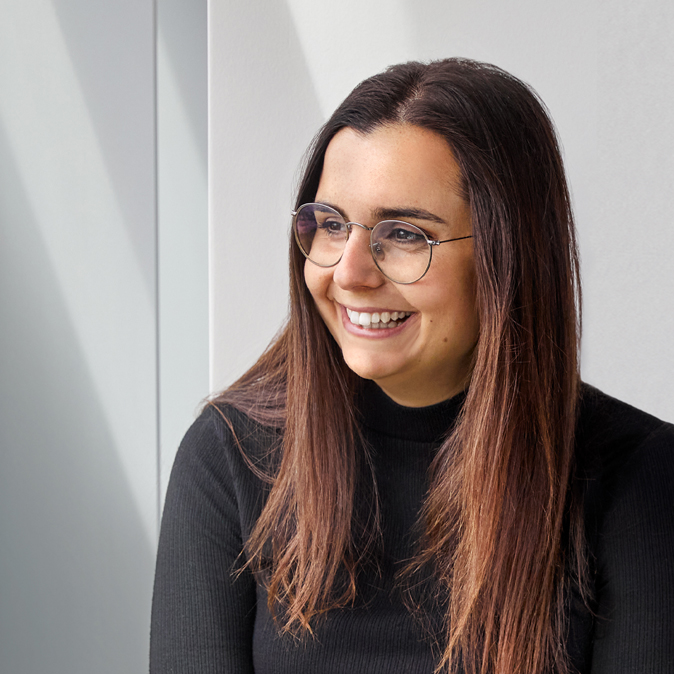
292, 202, 473, 284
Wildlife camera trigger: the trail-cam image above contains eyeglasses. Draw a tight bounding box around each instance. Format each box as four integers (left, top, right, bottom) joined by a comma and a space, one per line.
292, 202, 472, 284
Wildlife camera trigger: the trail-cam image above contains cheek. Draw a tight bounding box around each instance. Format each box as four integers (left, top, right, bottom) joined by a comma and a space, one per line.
303, 259, 321, 300
456, 260, 479, 332
303, 260, 332, 311
423, 258, 479, 345
303, 262, 342, 343
459, 259, 479, 317
465, 261, 480, 329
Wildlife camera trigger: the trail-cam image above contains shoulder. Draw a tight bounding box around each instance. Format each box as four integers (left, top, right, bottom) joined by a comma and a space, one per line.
576, 383, 674, 485
576, 383, 674, 524
576, 390, 674, 666
575, 384, 674, 591
576, 384, 674, 601
164, 403, 280, 535
175, 403, 281, 475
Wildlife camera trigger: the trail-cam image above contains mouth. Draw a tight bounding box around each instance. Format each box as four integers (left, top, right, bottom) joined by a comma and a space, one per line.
345, 307, 413, 330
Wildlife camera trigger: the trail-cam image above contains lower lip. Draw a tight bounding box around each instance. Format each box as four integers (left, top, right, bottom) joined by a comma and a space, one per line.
340, 305, 416, 338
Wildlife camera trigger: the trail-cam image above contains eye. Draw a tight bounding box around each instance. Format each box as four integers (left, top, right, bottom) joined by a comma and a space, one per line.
373, 221, 429, 255
381, 224, 427, 246
390, 227, 426, 243
318, 218, 348, 236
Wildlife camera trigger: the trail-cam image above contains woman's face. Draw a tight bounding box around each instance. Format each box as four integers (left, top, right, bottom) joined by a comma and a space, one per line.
305, 124, 479, 407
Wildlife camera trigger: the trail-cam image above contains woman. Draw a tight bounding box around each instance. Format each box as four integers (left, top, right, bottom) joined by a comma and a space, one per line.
150, 59, 674, 673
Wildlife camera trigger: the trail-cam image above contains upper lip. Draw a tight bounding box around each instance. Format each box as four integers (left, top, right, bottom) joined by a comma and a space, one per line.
340, 303, 414, 314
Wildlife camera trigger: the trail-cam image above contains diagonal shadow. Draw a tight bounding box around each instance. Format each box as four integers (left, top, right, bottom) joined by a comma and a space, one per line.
209, 0, 324, 388
0, 119, 155, 674
157, 0, 208, 170
50, 0, 157, 295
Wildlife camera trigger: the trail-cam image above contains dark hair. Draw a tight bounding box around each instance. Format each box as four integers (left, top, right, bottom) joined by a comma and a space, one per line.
214, 58, 584, 674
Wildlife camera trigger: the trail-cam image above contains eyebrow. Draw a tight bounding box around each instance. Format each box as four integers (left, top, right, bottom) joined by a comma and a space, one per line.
318, 201, 447, 225
372, 207, 446, 225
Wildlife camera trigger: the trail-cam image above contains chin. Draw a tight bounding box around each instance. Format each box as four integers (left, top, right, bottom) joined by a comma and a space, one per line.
341, 352, 403, 386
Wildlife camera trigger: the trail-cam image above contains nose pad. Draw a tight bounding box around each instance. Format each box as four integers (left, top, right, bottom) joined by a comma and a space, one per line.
371, 240, 384, 261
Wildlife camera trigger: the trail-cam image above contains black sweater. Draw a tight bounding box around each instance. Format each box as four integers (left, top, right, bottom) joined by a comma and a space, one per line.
150, 383, 674, 673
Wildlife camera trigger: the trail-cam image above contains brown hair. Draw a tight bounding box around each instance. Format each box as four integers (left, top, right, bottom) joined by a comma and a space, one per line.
213, 58, 584, 674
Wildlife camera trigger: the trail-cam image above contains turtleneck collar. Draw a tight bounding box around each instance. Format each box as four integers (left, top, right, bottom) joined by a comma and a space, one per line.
355, 378, 466, 444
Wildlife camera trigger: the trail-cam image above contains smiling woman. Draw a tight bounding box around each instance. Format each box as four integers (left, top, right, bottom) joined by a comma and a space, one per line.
305, 125, 478, 407
150, 58, 674, 674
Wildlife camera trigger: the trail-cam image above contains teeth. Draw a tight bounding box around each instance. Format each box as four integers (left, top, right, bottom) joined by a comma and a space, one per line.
346, 308, 410, 329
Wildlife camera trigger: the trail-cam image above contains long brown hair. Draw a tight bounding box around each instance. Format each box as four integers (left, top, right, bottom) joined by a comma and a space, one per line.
214, 58, 584, 674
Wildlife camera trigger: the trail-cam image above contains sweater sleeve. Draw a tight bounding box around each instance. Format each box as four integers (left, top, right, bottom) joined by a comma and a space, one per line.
590, 422, 674, 673
150, 408, 259, 674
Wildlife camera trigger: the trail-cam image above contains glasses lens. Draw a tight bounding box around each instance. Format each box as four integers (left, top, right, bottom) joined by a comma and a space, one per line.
371, 221, 431, 283
294, 203, 347, 266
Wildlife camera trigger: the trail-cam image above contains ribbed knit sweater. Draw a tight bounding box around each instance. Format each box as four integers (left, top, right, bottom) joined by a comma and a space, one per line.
150, 382, 674, 673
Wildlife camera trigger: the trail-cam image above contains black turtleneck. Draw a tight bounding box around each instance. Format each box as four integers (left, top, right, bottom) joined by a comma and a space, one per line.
150, 382, 674, 673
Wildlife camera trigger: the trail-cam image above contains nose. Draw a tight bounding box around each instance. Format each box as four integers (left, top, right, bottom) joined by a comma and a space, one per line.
332, 224, 385, 291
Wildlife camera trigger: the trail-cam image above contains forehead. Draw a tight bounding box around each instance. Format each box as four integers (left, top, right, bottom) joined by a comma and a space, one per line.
317, 124, 464, 216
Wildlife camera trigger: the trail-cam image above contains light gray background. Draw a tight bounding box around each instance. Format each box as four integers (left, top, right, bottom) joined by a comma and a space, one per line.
0, 0, 207, 671
1, 0, 672, 671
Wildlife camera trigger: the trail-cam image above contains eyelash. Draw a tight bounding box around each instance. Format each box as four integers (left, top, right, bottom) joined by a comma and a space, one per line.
318, 204, 438, 239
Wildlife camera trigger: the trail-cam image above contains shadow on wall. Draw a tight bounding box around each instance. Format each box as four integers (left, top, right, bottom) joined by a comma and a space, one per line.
214, 0, 324, 207
0, 120, 154, 674
157, 0, 208, 168
210, 0, 324, 389
50, 0, 157, 295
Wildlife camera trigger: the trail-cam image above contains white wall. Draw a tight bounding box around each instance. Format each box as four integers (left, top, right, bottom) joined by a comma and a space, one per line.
209, 0, 674, 423
0, 0, 207, 671
208, 0, 322, 391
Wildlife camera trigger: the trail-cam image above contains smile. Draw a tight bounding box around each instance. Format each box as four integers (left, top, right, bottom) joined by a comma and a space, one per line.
345, 307, 413, 329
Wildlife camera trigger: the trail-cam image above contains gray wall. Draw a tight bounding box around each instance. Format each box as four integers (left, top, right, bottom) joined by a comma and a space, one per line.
210, 0, 674, 423
157, 0, 209, 507
0, 0, 207, 671
0, 1, 156, 671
